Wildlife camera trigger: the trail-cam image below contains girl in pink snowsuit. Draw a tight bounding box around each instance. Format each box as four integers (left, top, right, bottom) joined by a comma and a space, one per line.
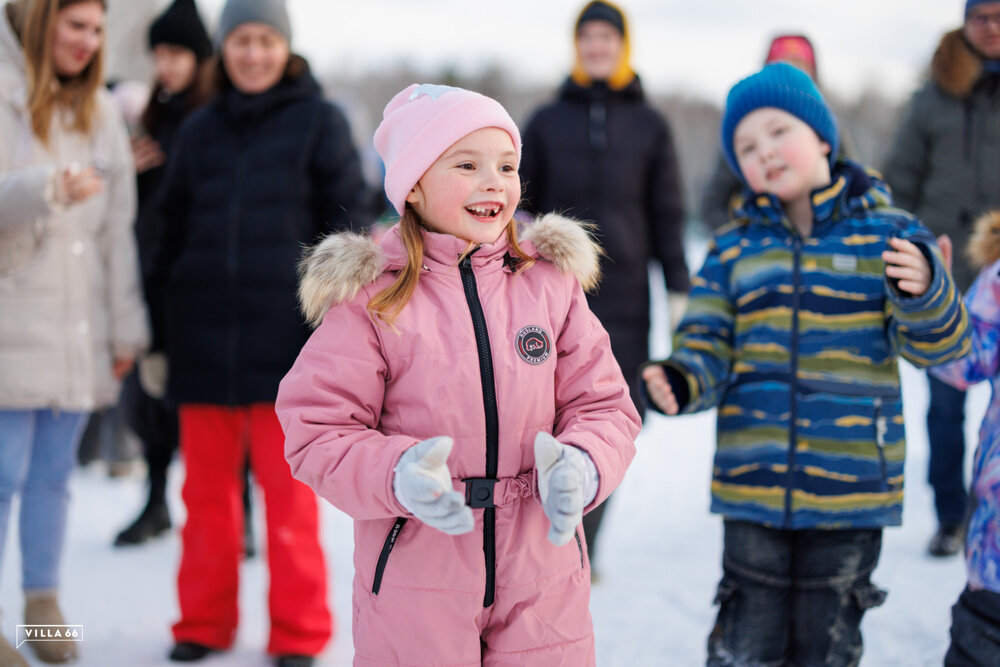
275, 84, 641, 666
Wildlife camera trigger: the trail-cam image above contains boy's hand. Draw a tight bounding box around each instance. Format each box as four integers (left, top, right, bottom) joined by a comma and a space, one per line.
882, 237, 932, 297
642, 365, 679, 415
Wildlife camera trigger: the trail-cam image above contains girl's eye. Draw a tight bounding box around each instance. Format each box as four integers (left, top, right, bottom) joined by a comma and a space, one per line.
738, 144, 755, 156
772, 126, 787, 137
500, 164, 516, 173
457, 163, 474, 170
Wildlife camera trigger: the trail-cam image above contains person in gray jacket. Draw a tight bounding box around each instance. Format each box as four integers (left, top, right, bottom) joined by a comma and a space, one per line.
0, 0, 148, 664
882, 0, 1000, 558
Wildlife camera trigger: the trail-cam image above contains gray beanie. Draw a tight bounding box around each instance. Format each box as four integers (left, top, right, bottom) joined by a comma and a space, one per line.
216, 0, 292, 46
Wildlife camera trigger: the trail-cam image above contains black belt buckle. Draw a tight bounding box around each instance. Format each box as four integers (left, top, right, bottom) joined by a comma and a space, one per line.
463, 477, 498, 509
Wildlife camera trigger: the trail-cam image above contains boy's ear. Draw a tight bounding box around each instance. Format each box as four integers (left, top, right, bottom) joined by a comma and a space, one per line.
820, 140, 831, 157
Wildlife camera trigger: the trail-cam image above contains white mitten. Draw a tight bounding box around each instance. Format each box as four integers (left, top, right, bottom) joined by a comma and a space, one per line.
534, 432, 599, 546
393, 436, 473, 535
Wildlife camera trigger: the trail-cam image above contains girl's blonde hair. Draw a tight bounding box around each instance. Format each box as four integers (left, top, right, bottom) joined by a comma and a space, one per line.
9, 0, 107, 143
367, 208, 535, 326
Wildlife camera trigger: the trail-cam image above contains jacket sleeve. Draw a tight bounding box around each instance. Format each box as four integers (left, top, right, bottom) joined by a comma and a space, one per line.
309, 102, 370, 237
550, 275, 641, 511
645, 112, 690, 292
700, 151, 742, 230
145, 118, 195, 351
886, 218, 971, 367
654, 235, 737, 413
881, 89, 929, 213
276, 291, 417, 520
931, 259, 1000, 389
0, 108, 56, 230
517, 113, 546, 217
97, 98, 149, 358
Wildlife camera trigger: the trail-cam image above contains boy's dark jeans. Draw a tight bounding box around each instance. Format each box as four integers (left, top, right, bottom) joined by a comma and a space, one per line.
927, 374, 969, 527
707, 520, 886, 667
945, 586, 1000, 666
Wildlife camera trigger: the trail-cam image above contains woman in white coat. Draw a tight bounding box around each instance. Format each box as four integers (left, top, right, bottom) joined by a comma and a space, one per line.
0, 0, 148, 664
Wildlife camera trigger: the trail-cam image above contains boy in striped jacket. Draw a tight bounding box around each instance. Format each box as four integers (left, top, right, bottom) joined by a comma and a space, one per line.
642, 63, 971, 666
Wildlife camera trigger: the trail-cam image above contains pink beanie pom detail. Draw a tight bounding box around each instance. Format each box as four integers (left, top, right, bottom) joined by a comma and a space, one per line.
373, 84, 522, 215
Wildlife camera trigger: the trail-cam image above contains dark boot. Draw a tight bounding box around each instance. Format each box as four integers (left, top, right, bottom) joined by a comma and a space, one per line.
928, 523, 964, 557
168, 642, 215, 662
275, 656, 314, 667
114, 498, 171, 546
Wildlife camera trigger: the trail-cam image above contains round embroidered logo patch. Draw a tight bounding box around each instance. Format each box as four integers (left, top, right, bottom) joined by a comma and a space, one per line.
515, 326, 552, 365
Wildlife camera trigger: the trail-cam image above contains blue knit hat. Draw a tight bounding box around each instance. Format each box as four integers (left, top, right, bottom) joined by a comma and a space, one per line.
720, 62, 839, 183
967, 0, 994, 17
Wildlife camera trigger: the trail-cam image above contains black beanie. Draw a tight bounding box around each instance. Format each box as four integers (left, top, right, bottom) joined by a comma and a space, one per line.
575, 1, 625, 36
148, 0, 213, 61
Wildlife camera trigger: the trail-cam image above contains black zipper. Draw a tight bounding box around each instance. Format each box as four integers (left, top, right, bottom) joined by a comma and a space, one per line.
226, 149, 247, 406
574, 532, 585, 570
372, 517, 407, 595
785, 234, 803, 527
459, 253, 499, 608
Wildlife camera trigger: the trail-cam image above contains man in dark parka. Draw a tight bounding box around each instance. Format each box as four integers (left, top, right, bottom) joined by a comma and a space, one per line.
882, 0, 1000, 558
519, 0, 690, 568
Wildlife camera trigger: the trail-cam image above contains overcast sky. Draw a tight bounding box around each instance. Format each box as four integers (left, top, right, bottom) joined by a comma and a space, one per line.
190, 0, 965, 104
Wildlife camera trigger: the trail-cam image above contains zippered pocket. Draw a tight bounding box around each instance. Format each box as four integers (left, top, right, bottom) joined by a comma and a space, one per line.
873, 397, 888, 491
372, 518, 407, 595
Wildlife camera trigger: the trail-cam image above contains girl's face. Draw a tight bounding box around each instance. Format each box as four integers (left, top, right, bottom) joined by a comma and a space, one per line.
222, 23, 290, 95
153, 44, 198, 94
51, 1, 104, 78
734, 107, 831, 208
406, 128, 520, 245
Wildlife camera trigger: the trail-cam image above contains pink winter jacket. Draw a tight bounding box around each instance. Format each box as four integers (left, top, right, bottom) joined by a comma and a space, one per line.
276, 214, 640, 657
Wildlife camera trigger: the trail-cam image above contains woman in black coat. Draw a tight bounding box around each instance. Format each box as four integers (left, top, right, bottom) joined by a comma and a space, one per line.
149, 0, 370, 663
113, 0, 215, 549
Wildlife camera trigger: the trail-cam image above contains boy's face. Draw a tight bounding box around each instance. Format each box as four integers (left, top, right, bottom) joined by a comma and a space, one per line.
734, 108, 832, 206
406, 127, 520, 245
576, 20, 624, 81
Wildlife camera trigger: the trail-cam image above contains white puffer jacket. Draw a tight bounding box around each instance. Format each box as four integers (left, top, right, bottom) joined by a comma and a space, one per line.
0, 8, 148, 411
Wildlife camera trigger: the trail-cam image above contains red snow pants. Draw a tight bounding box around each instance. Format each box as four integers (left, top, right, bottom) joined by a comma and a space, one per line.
172, 403, 332, 655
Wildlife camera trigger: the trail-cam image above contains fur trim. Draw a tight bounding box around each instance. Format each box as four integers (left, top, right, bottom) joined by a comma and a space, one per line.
298, 232, 384, 327
931, 29, 981, 99
967, 210, 1000, 269
520, 213, 603, 292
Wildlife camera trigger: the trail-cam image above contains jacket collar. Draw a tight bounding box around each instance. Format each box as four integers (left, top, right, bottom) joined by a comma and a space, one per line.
296, 213, 603, 327
216, 59, 321, 126
930, 28, 996, 99
734, 160, 893, 234
558, 74, 645, 103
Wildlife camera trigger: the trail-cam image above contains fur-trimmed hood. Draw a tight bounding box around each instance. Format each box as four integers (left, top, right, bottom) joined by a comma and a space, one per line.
931, 29, 986, 98
968, 210, 1000, 268
298, 213, 603, 327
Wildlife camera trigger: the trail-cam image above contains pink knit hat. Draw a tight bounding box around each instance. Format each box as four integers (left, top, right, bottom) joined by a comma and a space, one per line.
373, 84, 522, 215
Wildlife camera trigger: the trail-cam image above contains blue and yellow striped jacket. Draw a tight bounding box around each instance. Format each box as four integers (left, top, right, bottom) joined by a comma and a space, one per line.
665, 162, 970, 529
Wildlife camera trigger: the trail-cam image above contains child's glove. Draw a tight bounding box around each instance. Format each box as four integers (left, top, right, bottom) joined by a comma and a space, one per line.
534, 432, 599, 546
393, 436, 474, 535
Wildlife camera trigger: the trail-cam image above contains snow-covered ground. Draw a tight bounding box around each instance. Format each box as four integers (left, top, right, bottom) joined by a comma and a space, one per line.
0, 257, 987, 666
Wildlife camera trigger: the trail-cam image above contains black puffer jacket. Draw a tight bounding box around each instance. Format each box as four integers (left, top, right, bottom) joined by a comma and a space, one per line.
151, 62, 370, 405
520, 77, 689, 409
